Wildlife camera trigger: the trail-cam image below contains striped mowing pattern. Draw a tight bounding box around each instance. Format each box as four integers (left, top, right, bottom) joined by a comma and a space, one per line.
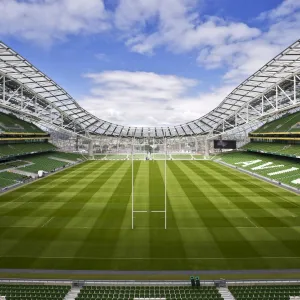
0, 160, 299, 271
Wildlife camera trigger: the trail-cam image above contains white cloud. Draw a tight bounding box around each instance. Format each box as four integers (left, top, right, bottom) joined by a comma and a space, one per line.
115, 0, 300, 84
0, 0, 110, 44
79, 70, 233, 126
1, 0, 299, 126
116, 0, 260, 55
95, 53, 109, 62
259, 0, 300, 20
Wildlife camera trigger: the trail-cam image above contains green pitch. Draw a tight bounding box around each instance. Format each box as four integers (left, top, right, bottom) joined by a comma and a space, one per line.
0, 160, 300, 272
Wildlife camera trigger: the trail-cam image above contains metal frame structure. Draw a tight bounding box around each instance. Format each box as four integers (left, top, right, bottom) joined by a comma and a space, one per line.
1, 40, 300, 140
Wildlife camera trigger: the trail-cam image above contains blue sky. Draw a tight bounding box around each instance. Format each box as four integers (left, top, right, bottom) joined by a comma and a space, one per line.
0, 0, 299, 126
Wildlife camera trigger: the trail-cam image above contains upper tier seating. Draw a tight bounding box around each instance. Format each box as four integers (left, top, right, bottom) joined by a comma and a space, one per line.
253, 110, 300, 134
76, 286, 223, 300
0, 143, 56, 160
229, 285, 300, 300
0, 112, 44, 134
242, 142, 300, 157
0, 284, 70, 300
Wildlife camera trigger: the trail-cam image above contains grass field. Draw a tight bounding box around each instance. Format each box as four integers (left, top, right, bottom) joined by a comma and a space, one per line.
0, 160, 300, 273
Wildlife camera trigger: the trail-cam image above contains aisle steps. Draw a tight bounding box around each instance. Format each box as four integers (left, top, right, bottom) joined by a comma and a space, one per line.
218, 287, 235, 300
64, 287, 81, 300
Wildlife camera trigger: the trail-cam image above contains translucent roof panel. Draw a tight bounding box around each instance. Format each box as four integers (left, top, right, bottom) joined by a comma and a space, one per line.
1, 39, 300, 138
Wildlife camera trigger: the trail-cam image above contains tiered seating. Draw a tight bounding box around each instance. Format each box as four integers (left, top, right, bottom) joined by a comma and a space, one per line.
229, 285, 300, 300
133, 153, 146, 160
0, 171, 28, 181
0, 171, 29, 189
106, 154, 128, 160
172, 154, 192, 160
50, 151, 84, 161
253, 110, 300, 133
21, 153, 67, 173
76, 286, 223, 300
0, 143, 56, 160
0, 112, 43, 133
153, 154, 168, 159
0, 284, 70, 300
94, 154, 107, 160
219, 152, 300, 188
0, 177, 16, 188
242, 142, 300, 157
193, 155, 205, 159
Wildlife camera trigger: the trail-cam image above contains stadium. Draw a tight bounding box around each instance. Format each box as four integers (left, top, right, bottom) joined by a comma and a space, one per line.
0, 32, 300, 300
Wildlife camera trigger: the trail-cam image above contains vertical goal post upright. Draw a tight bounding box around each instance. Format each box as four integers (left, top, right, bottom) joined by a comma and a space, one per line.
164, 135, 167, 230
131, 136, 134, 230
131, 136, 168, 229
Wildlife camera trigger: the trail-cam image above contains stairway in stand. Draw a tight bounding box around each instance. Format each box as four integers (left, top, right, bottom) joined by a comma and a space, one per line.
218, 287, 236, 300
64, 287, 81, 300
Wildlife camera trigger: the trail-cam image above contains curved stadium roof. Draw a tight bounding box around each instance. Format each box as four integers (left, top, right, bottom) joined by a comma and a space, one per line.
0, 40, 300, 138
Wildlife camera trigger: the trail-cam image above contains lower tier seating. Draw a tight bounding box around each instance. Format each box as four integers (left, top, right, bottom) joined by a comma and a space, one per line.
21, 153, 71, 173
172, 154, 192, 160
219, 151, 300, 189
76, 286, 223, 300
0, 171, 29, 189
0, 284, 70, 300
229, 285, 300, 300
50, 151, 85, 161
133, 154, 146, 159
105, 154, 128, 160
0, 151, 84, 190
193, 155, 205, 159
153, 153, 169, 159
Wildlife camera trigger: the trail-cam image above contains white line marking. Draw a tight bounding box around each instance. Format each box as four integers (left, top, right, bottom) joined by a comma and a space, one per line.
41, 217, 54, 228
245, 217, 258, 228
0, 225, 290, 230
151, 211, 165, 213
133, 211, 148, 213
2, 256, 300, 260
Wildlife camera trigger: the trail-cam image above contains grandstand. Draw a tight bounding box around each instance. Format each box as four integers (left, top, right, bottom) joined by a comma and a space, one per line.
241, 109, 300, 158
76, 285, 223, 300
0, 283, 71, 300
0, 36, 300, 292
0, 112, 44, 134
229, 285, 300, 300
219, 151, 300, 188
252, 110, 300, 134
0, 111, 85, 190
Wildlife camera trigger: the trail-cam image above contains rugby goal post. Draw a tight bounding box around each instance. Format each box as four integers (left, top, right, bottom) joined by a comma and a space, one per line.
131, 136, 167, 229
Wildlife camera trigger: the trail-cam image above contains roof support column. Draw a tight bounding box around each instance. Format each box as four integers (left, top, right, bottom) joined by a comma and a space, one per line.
88, 139, 94, 157
294, 75, 297, 104
2, 75, 5, 102
276, 85, 278, 110
204, 138, 209, 158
